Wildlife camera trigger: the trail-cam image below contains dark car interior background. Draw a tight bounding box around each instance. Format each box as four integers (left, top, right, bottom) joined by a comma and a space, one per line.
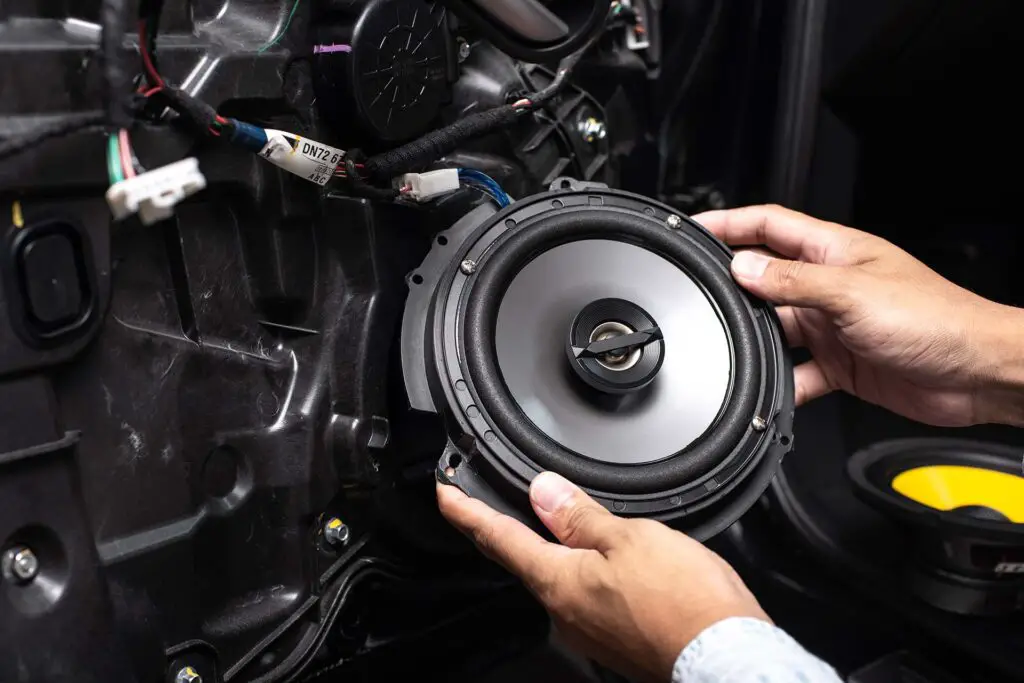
1, 1, 1021, 682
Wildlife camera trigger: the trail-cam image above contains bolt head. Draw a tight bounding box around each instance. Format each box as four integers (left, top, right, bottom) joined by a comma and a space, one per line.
457, 39, 471, 62
578, 116, 607, 143
175, 666, 202, 683
460, 259, 477, 275
2, 546, 39, 583
324, 518, 350, 547
751, 416, 768, 432
666, 215, 683, 229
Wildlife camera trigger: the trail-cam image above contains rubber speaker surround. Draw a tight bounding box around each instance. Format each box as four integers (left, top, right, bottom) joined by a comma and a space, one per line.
401, 182, 794, 540
848, 439, 1024, 615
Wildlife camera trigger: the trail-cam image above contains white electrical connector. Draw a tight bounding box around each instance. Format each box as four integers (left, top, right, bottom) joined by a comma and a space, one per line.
106, 157, 207, 225
399, 169, 461, 202
620, 0, 651, 51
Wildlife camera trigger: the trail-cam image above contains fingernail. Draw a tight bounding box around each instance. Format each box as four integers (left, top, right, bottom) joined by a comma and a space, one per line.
732, 251, 771, 279
530, 472, 576, 513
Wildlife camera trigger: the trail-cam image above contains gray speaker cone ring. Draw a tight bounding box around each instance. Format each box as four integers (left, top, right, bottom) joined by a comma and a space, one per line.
495, 239, 731, 465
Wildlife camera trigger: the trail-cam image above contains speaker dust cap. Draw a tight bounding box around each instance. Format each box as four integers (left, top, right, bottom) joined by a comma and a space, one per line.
401, 181, 794, 540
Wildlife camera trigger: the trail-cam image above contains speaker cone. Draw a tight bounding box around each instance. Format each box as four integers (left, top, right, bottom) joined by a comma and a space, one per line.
848, 439, 1024, 615
402, 182, 794, 539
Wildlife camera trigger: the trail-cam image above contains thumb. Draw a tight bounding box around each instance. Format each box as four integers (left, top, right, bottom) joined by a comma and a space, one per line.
731, 251, 849, 312
530, 472, 624, 553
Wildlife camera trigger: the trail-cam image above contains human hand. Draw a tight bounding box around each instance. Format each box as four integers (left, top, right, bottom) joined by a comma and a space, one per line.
437, 472, 768, 683
694, 205, 1024, 427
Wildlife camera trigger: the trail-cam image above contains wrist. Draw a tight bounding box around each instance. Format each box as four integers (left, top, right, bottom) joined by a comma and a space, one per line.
672, 617, 842, 683
971, 303, 1024, 426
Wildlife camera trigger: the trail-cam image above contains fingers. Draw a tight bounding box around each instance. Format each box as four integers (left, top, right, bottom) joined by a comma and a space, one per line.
694, 205, 851, 266
437, 483, 568, 584
731, 251, 850, 313
794, 360, 834, 406
530, 472, 625, 554
776, 307, 804, 348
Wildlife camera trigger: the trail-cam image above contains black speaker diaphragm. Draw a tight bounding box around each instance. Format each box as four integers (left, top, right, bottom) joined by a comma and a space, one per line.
401, 180, 794, 539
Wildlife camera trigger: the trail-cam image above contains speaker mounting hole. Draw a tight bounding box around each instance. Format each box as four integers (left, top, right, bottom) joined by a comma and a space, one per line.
780, 435, 791, 447
436, 235, 448, 245
411, 274, 424, 285
448, 453, 463, 469
204, 446, 239, 499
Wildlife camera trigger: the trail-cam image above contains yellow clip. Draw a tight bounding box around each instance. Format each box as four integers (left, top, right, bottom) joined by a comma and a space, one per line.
327, 518, 343, 530
12, 200, 24, 228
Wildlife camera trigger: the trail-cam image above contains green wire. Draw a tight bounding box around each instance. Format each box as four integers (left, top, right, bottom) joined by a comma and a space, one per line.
257, 0, 302, 54
107, 134, 124, 185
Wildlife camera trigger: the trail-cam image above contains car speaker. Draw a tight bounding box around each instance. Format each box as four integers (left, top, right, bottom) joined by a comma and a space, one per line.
848, 439, 1024, 615
401, 181, 794, 540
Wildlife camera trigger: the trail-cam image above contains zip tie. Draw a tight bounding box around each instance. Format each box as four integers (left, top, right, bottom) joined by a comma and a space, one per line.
313, 43, 352, 54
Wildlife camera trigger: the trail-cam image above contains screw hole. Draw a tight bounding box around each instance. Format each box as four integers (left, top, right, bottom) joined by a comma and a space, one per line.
780, 435, 792, 447
561, 179, 573, 189
411, 274, 424, 285
552, 199, 564, 208
448, 452, 463, 468
436, 235, 448, 245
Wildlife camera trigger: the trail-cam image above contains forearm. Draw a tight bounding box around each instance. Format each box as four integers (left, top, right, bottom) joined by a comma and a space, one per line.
672, 617, 842, 683
972, 303, 1024, 427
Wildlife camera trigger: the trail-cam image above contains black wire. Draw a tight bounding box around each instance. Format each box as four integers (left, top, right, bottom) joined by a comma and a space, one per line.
359, 14, 612, 183
247, 559, 404, 683
140, 0, 165, 77
2, 0, 134, 161
526, 30, 599, 107
0, 112, 106, 162
100, 0, 133, 129
338, 158, 401, 199
655, 0, 725, 200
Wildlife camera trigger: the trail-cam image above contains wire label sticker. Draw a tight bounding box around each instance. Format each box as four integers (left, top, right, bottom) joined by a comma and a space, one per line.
260, 130, 346, 186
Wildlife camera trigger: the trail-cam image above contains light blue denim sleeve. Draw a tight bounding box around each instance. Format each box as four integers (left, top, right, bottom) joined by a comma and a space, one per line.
672, 617, 843, 683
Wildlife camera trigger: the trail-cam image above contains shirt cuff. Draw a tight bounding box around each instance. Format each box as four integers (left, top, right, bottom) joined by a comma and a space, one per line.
672, 617, 843, 683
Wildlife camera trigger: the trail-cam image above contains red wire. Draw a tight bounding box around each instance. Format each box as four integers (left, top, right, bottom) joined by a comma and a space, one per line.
139, 20, 164, 88
118, 129, 136, 179
143, 86, 163, 97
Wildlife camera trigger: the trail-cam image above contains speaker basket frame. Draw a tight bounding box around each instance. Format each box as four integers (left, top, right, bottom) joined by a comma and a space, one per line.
402, 182, 794, 539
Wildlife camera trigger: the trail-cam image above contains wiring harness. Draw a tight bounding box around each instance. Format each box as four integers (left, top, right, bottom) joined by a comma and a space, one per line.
356, 30, 601, 184
7, 0, 603, 223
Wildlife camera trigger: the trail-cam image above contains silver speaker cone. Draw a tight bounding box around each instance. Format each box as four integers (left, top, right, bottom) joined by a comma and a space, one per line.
494, 239, 731, 465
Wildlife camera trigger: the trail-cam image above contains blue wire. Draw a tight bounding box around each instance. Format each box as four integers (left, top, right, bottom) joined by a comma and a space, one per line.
458, 169, 512, 207
465, 182, 503, 207
458, 169, 506, 206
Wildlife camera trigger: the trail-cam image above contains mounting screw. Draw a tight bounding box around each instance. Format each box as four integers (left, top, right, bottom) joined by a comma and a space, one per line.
324, 517, 350, 547
666, 215, 683, 230
751, 416, 768, 432
578, 116, 607, 143
175, 666, 202, 683
2, 546, 39, 583
460, 259, 477, 275
457, 38, 471, 63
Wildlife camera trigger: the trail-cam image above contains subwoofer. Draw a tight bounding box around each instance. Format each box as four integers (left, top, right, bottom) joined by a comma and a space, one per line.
848, 439, 1024, 615
401, 181, 794, 539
